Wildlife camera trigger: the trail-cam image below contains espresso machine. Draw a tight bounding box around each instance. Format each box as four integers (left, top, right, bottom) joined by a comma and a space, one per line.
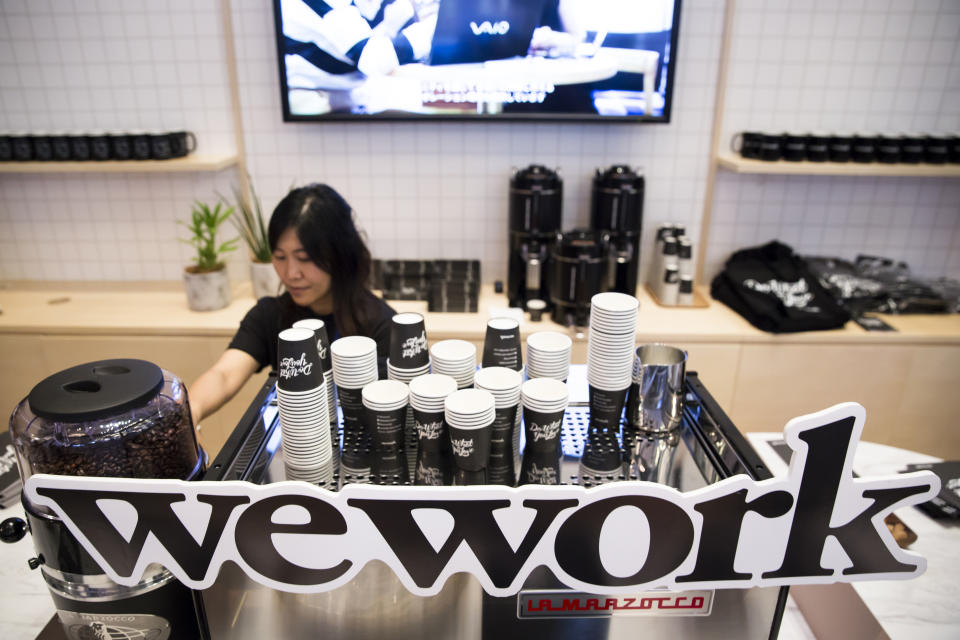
507, 165, 563, 311
590, 165, 645, 295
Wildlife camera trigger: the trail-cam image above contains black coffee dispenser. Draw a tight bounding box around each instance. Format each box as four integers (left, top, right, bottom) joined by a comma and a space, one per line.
590, 165, 645, 295
550, 229, 610, 327
507, 165, 563, 310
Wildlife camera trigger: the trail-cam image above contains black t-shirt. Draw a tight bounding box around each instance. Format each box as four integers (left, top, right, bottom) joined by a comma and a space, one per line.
228, 291, 396, 377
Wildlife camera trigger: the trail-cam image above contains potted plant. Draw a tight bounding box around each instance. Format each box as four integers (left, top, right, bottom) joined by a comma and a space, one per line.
228, 178, 281, 299
181, 201, 238, 311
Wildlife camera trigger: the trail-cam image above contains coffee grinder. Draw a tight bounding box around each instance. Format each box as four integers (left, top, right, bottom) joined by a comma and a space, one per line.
590, 165, 645, 295
2, 359, 208, 639
507, 165, 563, 311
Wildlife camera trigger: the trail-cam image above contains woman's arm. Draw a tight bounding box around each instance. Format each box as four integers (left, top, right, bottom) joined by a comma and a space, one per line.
188, 348, 260, 426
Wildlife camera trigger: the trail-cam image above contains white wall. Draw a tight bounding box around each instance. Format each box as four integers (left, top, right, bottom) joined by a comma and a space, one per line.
0, 0, 957, 286
0, 0, 240, 281
705, 0, 960, 279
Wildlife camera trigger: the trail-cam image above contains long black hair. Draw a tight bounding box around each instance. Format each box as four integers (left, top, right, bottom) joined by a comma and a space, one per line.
268, 183, 374, 337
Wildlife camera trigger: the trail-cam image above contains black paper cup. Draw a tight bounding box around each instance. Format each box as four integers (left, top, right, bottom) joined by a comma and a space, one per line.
413, 408, 447, 452
293, 319, 332, 373
363, 405, 407, 450
487, 433, 516, 486
277, 328, 324, 392
390, 313, 430, 369
371, 447, 408, 484
588, 385, 628, 431
447, 421, 493, 472
453, 468, 487, 486
519, 451, 560, 485
337, 385, 366, 438
491, 404, 519, 436
415, 450, 450, 486
522, 406, 566, 455
482, 318, 523, 371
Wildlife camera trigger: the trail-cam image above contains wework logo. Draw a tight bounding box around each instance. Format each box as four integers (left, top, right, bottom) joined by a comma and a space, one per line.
27, 403, 938, 597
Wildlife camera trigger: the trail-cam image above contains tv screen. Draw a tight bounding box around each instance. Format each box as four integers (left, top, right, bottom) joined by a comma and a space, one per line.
273, 0, 682, 122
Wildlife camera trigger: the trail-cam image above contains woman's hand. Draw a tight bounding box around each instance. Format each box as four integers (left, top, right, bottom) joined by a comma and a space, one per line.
188, 349, 260, 427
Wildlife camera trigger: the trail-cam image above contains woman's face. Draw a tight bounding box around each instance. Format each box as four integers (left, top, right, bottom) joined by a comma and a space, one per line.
272, 228, 333, 313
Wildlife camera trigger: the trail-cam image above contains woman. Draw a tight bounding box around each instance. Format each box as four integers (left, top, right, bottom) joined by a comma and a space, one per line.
189, 183, 396, 425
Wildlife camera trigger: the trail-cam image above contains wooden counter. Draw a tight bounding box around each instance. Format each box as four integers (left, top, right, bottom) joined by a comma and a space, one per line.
2, 281, 957, 344
2, 282, 959, 458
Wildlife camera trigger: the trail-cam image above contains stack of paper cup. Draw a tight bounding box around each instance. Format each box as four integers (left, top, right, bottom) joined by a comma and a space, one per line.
276, 328, 333, 485
526, 331, 573, 381
586, 292, 639, 431
481, 318, 522, 371
409, 373, 458, 485
331, 335, 379, 481
474, 367, 523, 485
444, 388, 496, 485
292, 318, 339, 472
430, 339, 477, 389
387, 313, 431, 480
362, 379, 410, 485
388, 356, 430, 480
519, 377, 569, 485
387, 313, 431, 374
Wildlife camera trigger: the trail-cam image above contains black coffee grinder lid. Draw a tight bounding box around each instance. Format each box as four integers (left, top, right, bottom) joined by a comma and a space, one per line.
28, 359, 165, 422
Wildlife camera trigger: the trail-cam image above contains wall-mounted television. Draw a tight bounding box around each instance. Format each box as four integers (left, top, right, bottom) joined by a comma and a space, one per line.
273, 0, 682, 122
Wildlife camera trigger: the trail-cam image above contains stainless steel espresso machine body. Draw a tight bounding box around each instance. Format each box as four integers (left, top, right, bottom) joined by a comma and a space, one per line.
198, 369, 788, 640
507, 165, 563, 311
590, 165, 645, 296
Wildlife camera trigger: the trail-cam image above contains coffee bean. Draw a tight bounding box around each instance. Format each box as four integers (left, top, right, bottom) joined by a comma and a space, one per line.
20, 395, 200, 480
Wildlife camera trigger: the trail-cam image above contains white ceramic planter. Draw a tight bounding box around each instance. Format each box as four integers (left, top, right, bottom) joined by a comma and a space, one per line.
183, 268, 231, 312
250, 261, 281, 299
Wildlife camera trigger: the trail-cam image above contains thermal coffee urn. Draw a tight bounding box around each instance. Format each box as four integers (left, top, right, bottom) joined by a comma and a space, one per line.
4, 359, 207, 640
590, 165, 645, 296
507, 165, 563, 310
550, 229, 611, 327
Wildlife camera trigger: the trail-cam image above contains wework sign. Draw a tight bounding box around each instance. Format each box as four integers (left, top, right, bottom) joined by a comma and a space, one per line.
26, 403, 938, 596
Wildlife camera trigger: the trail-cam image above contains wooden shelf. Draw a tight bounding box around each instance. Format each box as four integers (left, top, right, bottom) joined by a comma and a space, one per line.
0, 153, 238, 174
716, 151, 960, 177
